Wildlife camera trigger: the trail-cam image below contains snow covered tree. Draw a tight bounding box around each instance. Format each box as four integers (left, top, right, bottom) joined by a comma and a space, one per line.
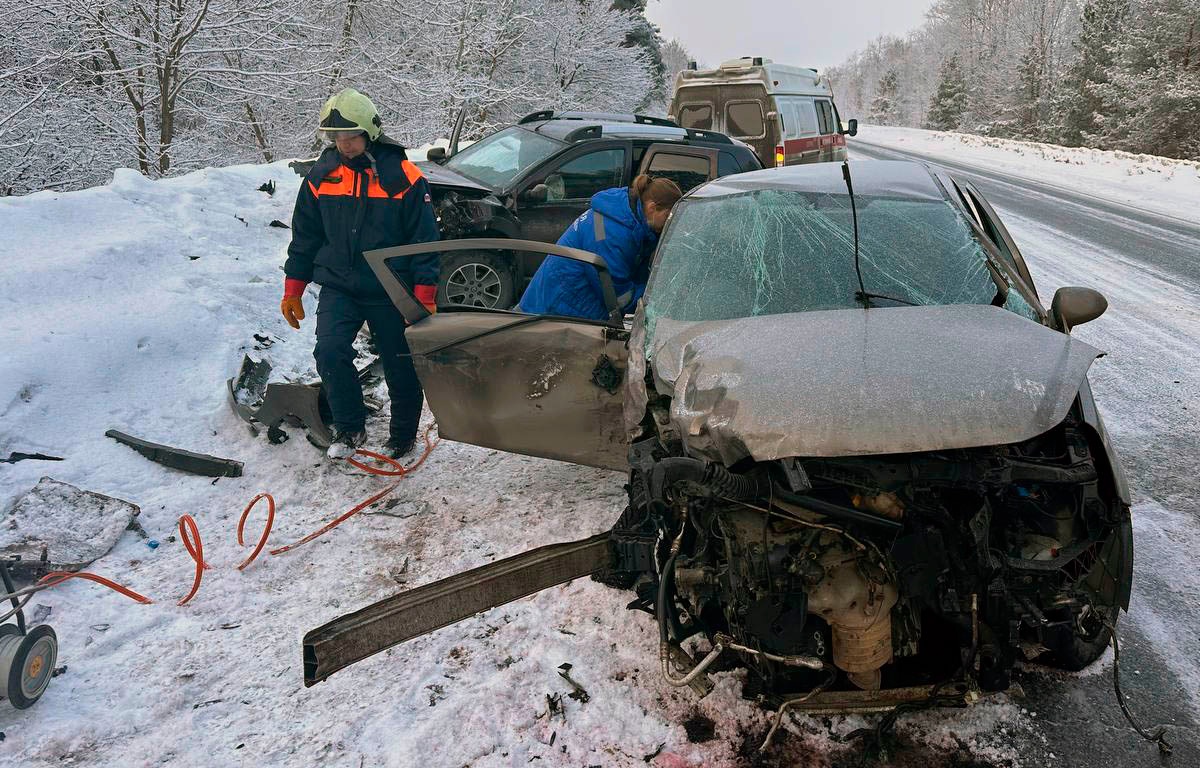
610, 0, 665, 110
0, 0, 660, 194
1093, 0, 1200, 158
869, 69, 901, 124
1057, 0, 1129, 146
926, 55, 968, 130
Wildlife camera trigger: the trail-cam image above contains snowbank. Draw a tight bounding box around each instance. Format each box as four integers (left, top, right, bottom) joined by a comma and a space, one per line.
853, 125, 1200, 223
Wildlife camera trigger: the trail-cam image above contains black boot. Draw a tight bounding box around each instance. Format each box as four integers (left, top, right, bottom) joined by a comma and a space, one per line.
384, 435, 417, 460
327, 428, 367, 459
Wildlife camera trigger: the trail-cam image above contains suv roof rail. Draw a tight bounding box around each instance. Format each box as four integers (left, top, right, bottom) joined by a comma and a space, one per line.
563, 125, 604, 143
683, 128, 733, 145
518, 109, 679, 128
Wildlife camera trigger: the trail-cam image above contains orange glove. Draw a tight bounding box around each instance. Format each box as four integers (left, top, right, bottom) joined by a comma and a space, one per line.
281, 279, 307, 329
413, 284, 437, 314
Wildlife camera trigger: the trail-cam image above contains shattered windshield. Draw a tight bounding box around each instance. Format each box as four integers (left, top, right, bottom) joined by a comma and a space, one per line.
644, 188, 1037, 341
445, 127, 562, 190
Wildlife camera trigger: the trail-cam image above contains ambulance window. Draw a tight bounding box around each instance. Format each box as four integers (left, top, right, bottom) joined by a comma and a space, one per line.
678, 103, 713, 130
726, 101, 766, 139
816, 100, 835, 134
792, 98, 819, 137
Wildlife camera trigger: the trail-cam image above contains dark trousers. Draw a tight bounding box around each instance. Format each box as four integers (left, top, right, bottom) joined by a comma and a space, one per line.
314, 286, 423, 442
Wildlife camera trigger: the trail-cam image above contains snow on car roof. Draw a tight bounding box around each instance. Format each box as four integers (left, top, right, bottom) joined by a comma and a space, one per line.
688, 159, 946, 202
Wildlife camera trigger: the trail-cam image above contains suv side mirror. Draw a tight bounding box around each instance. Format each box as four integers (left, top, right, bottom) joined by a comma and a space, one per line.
841, 118, 858, 137
521, 183, 549, 203
1051, 286, 1107, 332
425, 146, 447, 163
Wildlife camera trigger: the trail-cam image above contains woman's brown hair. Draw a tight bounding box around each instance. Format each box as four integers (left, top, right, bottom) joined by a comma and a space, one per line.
631, 173, 683, 209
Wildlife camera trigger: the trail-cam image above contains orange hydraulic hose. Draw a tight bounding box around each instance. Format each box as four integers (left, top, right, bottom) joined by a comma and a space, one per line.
180, 513, 211, 571
267, 481, 400, 556
345, 424, 439, 476
236, 493, 276, 571
25, 427, 439, 609
37, 571, 154, 604
268, 426, 440, 555
177, 514, 205, 606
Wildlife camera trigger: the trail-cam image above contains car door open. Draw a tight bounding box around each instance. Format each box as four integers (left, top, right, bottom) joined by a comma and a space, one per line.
364, 239, 631, 471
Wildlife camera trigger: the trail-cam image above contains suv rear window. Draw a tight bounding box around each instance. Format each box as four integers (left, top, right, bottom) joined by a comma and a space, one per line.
678, 104, 713, 130
726, 102, 765, 138
645, 152, 711, 191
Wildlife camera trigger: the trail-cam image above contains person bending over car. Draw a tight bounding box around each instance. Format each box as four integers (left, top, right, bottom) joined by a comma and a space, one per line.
280, 88, 440, 460
518, 175, 682, 320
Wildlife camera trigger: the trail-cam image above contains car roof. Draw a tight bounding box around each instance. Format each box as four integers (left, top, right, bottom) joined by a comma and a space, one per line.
687, 160, 946, 201
521, 117, 749, 153
528, 119, 690, 141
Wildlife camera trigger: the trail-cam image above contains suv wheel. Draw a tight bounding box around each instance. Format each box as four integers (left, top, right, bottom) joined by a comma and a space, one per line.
438, 250, 515, 309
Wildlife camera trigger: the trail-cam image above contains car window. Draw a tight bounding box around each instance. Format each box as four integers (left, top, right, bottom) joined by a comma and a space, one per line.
445, 126, 562, 189
542, 148, 625, 201
726, 101, 765, 139
644, 189, 1038, 339
645, 152, 711, 191
717, 152, 739, 177
678, 103, 713, 130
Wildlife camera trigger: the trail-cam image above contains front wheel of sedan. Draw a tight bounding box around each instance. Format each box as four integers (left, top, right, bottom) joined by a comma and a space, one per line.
437, 251, 515, 309
1044, 603, 1118, 671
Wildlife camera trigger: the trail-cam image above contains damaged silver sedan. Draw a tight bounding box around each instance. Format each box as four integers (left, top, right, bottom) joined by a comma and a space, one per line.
305, 160, 1132, 720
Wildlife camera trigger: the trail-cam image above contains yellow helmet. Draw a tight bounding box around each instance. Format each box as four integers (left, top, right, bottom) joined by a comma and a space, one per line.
318, 88, 383, 141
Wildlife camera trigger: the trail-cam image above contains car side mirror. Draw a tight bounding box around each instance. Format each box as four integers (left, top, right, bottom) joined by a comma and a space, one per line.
521, 183, 549, 203
425, 146, 447, 163
841, 118, 858, 137
1051, 286, 1107, 332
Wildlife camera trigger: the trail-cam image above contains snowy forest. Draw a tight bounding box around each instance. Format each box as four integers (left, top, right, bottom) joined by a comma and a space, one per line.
0, 0, 687, 196
827, 0, 1200, 160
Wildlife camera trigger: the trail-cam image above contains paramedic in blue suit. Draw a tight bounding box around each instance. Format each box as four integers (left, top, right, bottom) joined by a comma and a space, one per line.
518, 175, 683, 320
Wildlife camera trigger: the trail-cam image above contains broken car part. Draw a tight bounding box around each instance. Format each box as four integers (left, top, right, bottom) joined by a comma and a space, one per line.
227, 355, 384, 450
106, 430, 243, 478
1, 453, 63, 464
0, 478, 141, 577
303, 533, 611, 685
227, 355, 332, 449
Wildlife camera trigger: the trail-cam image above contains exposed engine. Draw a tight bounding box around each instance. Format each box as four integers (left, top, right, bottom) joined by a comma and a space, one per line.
608, 400, 1132, 704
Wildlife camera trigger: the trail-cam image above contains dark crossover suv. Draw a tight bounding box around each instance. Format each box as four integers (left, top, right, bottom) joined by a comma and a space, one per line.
417, 110, 763, 308
308, 161, 1132, 721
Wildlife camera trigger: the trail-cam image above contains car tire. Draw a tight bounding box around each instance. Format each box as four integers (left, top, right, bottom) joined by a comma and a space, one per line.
438, 250, 515, 309
1044, 604, 1118, 672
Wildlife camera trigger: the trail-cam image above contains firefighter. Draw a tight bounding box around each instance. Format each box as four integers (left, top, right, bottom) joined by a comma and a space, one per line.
518, 175, 682, 320
280, 88, 440, 459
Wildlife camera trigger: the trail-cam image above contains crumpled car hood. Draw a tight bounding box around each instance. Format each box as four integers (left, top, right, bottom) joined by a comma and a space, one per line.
414, 161, 494, 195
648, 304, 1102, 463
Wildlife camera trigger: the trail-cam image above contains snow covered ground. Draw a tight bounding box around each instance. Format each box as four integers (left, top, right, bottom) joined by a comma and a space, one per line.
854, 125, 1200, 223
1, 144, 1196, 767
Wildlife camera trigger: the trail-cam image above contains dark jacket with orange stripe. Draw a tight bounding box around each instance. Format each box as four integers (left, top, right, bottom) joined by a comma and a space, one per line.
285, 140, 439, 299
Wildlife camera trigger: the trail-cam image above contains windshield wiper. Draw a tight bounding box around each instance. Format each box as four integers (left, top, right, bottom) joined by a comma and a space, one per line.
855, 291, 917, 307
841, 162, 870, 308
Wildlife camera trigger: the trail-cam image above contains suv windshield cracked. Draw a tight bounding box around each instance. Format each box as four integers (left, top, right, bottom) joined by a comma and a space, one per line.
444, 126, 562, 189
644, 188, 1037, 342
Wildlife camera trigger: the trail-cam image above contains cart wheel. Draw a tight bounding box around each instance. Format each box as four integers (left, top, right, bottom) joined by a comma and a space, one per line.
0, 624, 57, 709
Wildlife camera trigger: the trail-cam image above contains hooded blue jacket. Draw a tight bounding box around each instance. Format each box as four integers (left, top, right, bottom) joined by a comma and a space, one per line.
518, 187, 657, 321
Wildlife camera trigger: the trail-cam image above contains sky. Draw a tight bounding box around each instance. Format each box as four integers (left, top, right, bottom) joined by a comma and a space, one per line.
645, 0, 935, 71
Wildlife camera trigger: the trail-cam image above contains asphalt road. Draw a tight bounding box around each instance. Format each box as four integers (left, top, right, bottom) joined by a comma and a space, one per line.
849, 138, 1200, 767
